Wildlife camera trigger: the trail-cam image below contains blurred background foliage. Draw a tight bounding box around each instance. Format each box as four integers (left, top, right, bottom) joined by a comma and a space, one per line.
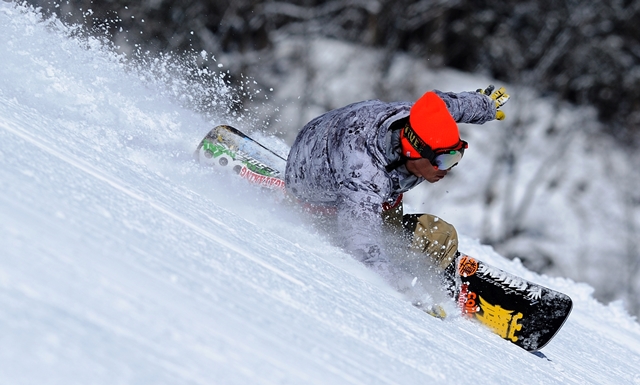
25, 0, 640, 146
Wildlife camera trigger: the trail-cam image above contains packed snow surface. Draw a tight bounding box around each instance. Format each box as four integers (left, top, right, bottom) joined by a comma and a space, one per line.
1, 3, 640, 384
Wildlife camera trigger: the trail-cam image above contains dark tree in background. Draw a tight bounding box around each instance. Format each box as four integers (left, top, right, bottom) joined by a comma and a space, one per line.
25, 0, 640, 146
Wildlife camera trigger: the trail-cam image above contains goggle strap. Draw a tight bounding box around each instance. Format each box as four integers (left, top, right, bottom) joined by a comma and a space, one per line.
402, 123, 436, 161
403, 122, 467, 162
385, 158, 407, 173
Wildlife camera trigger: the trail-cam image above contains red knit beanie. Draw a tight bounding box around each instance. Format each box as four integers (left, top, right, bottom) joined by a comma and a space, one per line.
401, 91, 460, 158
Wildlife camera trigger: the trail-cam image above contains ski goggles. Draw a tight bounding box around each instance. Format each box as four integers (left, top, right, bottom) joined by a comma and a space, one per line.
421, 139, 468, 170
431, 140, 468, 170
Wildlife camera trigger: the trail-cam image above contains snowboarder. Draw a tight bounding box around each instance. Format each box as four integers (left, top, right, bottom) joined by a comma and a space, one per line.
285, 86, 510, 311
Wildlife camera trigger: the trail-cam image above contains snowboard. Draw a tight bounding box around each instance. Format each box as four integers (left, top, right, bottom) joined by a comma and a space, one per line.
193, 125, 287, 191
194, 125, 573, 351
453, 254, 572, 351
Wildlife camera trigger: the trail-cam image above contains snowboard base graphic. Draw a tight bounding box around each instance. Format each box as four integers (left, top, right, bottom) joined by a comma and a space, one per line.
454, 255, 572, 351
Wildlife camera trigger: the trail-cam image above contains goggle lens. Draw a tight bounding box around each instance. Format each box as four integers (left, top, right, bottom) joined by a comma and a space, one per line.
434, 150, 464, 170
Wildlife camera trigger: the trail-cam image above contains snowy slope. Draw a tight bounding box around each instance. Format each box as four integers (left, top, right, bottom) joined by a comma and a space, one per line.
1, 3, 640, 384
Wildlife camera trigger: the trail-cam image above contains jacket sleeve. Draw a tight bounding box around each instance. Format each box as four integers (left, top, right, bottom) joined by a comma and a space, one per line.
434, 90, 497, 125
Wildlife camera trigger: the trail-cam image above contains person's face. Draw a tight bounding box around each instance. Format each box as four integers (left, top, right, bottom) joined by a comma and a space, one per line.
405, 158, 448, 183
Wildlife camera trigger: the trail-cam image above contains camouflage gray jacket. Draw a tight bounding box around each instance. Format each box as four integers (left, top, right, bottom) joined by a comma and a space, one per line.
285, 90, 497, 276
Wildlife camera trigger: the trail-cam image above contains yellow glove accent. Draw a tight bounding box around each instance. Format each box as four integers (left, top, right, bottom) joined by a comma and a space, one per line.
477, 85, 510, 120
490, 86, 509, 108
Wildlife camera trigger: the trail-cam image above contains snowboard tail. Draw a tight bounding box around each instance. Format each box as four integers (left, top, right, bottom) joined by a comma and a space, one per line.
194, 125, 287, 191
454, 255, 572, 351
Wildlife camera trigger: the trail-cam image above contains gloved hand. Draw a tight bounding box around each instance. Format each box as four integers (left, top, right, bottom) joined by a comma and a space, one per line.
477, 85, 510, 120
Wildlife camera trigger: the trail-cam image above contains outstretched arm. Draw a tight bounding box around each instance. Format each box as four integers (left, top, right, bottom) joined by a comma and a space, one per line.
434, 88, 508, 124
